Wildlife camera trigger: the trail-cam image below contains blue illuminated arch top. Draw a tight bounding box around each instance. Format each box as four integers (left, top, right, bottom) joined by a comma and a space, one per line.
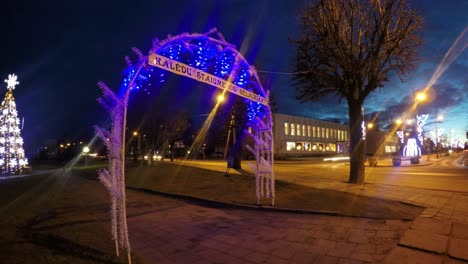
121, 28, 270, 121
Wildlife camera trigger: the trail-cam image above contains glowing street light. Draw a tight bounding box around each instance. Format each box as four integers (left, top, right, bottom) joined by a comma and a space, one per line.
396, 119, 403, 125
83, 146, 90, 154
415, 92, 426, 102
132, 131, 138, 136
367, 123, 374, 129
217, 94, 225, 103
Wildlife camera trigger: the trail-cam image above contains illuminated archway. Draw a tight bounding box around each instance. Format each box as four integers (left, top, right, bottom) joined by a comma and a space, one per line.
96, 29, 275, 260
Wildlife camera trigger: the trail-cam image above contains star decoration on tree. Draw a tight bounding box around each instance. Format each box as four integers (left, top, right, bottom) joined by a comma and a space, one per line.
4, 74, 19, 90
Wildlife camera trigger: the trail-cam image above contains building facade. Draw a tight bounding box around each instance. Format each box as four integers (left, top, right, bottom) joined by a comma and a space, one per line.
273, 113, 350, 157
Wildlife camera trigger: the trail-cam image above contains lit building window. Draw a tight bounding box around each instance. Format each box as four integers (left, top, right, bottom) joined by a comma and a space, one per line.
322, 128, 325, 138
313, 126, 316, 137
291, 123, 295, 136
307, 125, 311, 137
326, 143, 336, 151
297, 124, 301, 136
296, 143, 303, 150
312, 144, 317, 151
302, 125, 306, 137
326, 128, 329, 139
317, 127, 321, 138
286, 142, 295, 151
385, 146, 396, 153
284, 123, 289, 135
304, 142, 310, 151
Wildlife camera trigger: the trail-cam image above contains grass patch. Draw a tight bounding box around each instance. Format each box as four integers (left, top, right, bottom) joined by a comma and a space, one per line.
0, 168, 144, 264
126, 161, 424, 219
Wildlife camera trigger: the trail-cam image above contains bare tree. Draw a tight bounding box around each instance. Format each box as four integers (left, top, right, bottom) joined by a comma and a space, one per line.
166, 112, 190, 161
293, 0, 423, 184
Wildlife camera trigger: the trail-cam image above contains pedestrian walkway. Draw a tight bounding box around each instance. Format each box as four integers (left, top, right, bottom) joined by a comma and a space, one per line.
127, 191, 410, 264
127, 155, 468, 263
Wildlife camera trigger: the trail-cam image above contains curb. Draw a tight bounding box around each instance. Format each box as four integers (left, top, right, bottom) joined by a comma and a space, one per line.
127, 186, 342, 216
127, 186, 417, 220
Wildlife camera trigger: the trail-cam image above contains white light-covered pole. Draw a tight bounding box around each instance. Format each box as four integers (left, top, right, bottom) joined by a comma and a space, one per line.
119, 61, 146, 264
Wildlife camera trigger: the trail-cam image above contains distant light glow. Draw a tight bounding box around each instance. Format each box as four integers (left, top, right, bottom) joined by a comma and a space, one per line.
323, 156, 350, 161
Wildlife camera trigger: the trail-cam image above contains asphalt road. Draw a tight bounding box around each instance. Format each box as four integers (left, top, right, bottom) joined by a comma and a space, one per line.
180, 152, 468, 193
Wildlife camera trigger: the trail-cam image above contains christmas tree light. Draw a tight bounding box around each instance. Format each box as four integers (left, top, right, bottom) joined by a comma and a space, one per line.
0, 74, 28, 175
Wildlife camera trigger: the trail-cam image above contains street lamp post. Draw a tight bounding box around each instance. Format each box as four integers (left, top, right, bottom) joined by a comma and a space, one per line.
132, 131, 141, 162
436, 114, 443, 158
83, 146, 90, 166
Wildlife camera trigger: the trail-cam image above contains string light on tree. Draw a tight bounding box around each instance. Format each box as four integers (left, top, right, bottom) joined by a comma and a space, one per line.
0, 74, 28, 175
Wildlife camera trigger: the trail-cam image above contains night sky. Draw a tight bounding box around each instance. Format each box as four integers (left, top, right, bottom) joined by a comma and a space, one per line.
0, 0, 466, 156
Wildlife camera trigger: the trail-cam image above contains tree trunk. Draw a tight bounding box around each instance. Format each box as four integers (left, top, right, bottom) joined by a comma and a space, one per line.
348, 100, 365, 184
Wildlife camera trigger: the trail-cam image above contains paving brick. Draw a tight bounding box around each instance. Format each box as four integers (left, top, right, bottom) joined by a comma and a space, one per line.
349, 252, 374, 263
376, 230, 399, 239
265, 255, 290, 264
337, 258, 366, 264
385, 219, 412, 230
291, 250, 320, 264
451, 222, 468, 239
448, 237, 468, 261
347, 230, 370, 244
307, 245, 328, 255
242, 250, 270, 263
226, 246, 252, 258
399, 229, 448, 253
354, 243, 376, 254
383, 246, 442, 264
315, 255, 340, 264
272, 245, 296, 259
316, 239, 337, 249
444, 257, 468, 264
375, 243, 395, 255
327, 241, 356, 258
411, 217, 452, 235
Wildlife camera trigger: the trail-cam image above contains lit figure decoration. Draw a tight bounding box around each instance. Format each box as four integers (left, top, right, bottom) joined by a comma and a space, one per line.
416, 114, 428, 144
403, 138, 421, 157
0, 74, 28, 175
396, 130, 405, 143
96, 28, 275, 263
361, 121, 366, 140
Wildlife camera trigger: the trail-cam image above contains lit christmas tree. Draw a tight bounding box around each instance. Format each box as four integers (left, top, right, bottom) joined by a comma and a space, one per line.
0, 74, 28, 175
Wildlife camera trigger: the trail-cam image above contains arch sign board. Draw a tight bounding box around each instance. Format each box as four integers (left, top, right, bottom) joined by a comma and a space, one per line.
148, 53, 269, 106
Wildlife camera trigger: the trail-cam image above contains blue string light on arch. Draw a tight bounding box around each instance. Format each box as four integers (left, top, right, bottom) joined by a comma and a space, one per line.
119, 29, 269, 122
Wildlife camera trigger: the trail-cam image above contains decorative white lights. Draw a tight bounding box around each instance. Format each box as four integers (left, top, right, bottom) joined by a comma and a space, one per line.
4, 74, 19, 90
0, 73, 28, 175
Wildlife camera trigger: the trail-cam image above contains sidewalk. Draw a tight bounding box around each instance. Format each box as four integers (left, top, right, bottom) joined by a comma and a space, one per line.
295, 171, 468, 263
